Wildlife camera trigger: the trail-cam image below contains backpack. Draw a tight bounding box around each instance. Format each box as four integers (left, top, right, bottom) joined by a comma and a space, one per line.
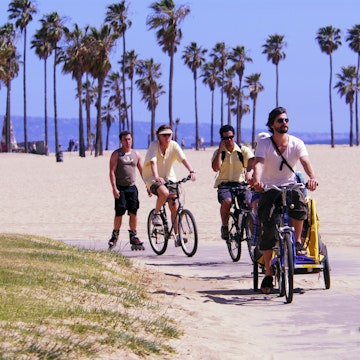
221, 145, 244, 167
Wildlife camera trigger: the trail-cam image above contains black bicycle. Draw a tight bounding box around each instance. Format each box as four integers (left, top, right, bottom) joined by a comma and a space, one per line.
226, 183, 255, 262
147, 176, 198, 257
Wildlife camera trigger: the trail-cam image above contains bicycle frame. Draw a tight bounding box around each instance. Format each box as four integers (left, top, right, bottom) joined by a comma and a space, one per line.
159, 176, 189, 239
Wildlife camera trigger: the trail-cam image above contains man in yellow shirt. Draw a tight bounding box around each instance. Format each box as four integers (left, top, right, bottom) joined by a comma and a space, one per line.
212, 125, 254, 240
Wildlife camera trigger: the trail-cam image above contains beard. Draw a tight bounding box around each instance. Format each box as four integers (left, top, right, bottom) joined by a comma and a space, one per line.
276, 126, 288, 134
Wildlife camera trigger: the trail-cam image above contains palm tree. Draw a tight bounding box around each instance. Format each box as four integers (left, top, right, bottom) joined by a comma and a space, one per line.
147, 0, 190, 127
40, 12, 66, 158
334, 66, 357, 147
262, 33, 286, 107
124, 49, 138, 142
230, 45, 252, 143
135, 58, 164, 140
244, 73, 264, 148
201, 61, 220, 146
85, 24, 116, 156
101, 99, 116, 150
346, 24, 360, 146
31, 28, 51, 152
0, 23, 20, 152
62, 23, 87, 157
182, 42, 207, 150
316, 26, 342, 148
105, 2, 131, 130
210, 42, 230, 127
8, 0, 37, 153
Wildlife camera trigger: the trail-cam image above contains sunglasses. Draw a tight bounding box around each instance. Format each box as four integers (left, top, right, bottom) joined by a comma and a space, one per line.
276, 118, 289, 124
222, 135, 234, 141
161, 133, 172, 137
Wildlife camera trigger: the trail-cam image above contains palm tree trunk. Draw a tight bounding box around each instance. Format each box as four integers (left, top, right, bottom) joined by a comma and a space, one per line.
151, 104, 156, 142
252, 97, 257, 148
169, 50, 174, 127
85, 74, 91, 151
54, 50, 59, 158
329, 54, 335, 148
77, 75, 86, 157
220, 69, 224, 127
44, 59, 48, 154
194, 76, 199, 151
6, 83, 11, 152
356, 54, 359, 146
276, 64, 279, 107
95, 78, 105, 157
122, 36, 129, 131
350, 102, 354, 147
130, 77, 134, 146
23, 30, 28, 153
211, 90, 214, 146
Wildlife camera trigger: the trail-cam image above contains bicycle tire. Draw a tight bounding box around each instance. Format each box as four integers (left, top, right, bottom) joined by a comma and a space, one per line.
178, 209, 198, 257
147, 209, 168, 255
227, 213, 241, 262
323, 256, 331, 290
245, 212, 256, 263
253, 260, 259, 291
281, 233, 294, 303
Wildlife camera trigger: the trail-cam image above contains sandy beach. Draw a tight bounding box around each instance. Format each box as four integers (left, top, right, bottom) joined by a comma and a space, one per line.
1, 145, 360, 359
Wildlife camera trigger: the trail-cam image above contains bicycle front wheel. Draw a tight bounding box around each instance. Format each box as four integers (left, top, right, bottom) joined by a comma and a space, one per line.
147, 209, 168, 255
244, 212, 256, 263
227, 213, 241, 262
179, 209, 198, 257
281, 233, 294, 303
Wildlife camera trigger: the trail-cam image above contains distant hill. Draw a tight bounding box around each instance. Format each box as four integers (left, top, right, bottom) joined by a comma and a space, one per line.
5, 115, 350, 152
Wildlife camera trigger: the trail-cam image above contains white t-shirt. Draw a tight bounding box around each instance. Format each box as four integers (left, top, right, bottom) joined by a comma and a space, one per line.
255, 135, 308, 186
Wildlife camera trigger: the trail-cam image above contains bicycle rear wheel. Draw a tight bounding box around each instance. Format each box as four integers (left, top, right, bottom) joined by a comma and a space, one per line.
147, 209, 168, 255
281, 233, 294, 303
227, 213, 241, 262
179, 209, 198, 257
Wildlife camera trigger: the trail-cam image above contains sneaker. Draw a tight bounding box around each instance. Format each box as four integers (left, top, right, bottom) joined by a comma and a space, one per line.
296, 242, 307, 255
174, 234, 181, 247
221, 225, 229, 240
152, 213, 162, 226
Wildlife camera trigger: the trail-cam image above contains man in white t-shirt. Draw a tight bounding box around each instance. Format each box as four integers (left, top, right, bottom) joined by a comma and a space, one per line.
252, 107, 318, 294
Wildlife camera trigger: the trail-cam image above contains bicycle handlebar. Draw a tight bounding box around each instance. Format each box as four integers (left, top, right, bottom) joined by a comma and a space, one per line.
165, 175, 191, 186
263, 183, 305, 192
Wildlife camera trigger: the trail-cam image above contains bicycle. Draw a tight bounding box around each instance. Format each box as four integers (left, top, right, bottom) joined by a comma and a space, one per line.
253, 183, 303, 303
147, 176, 198, 257
226, 183, 255, 262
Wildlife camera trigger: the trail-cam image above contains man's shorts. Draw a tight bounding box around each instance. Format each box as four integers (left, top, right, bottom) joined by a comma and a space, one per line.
115, 185, 139, 216
217, 182, 251, 204
258, 187, 307, 250
150, 180, 177, 196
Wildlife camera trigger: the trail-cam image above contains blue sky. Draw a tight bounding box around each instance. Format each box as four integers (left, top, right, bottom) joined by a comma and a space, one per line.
1, 0, 359, 138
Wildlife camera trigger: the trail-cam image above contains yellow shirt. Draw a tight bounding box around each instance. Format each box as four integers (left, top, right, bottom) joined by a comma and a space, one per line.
143, 140, 186, 188
212, 144, 254, 188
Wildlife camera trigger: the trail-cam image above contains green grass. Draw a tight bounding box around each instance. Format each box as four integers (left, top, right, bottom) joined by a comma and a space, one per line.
0, 234, 181, 359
